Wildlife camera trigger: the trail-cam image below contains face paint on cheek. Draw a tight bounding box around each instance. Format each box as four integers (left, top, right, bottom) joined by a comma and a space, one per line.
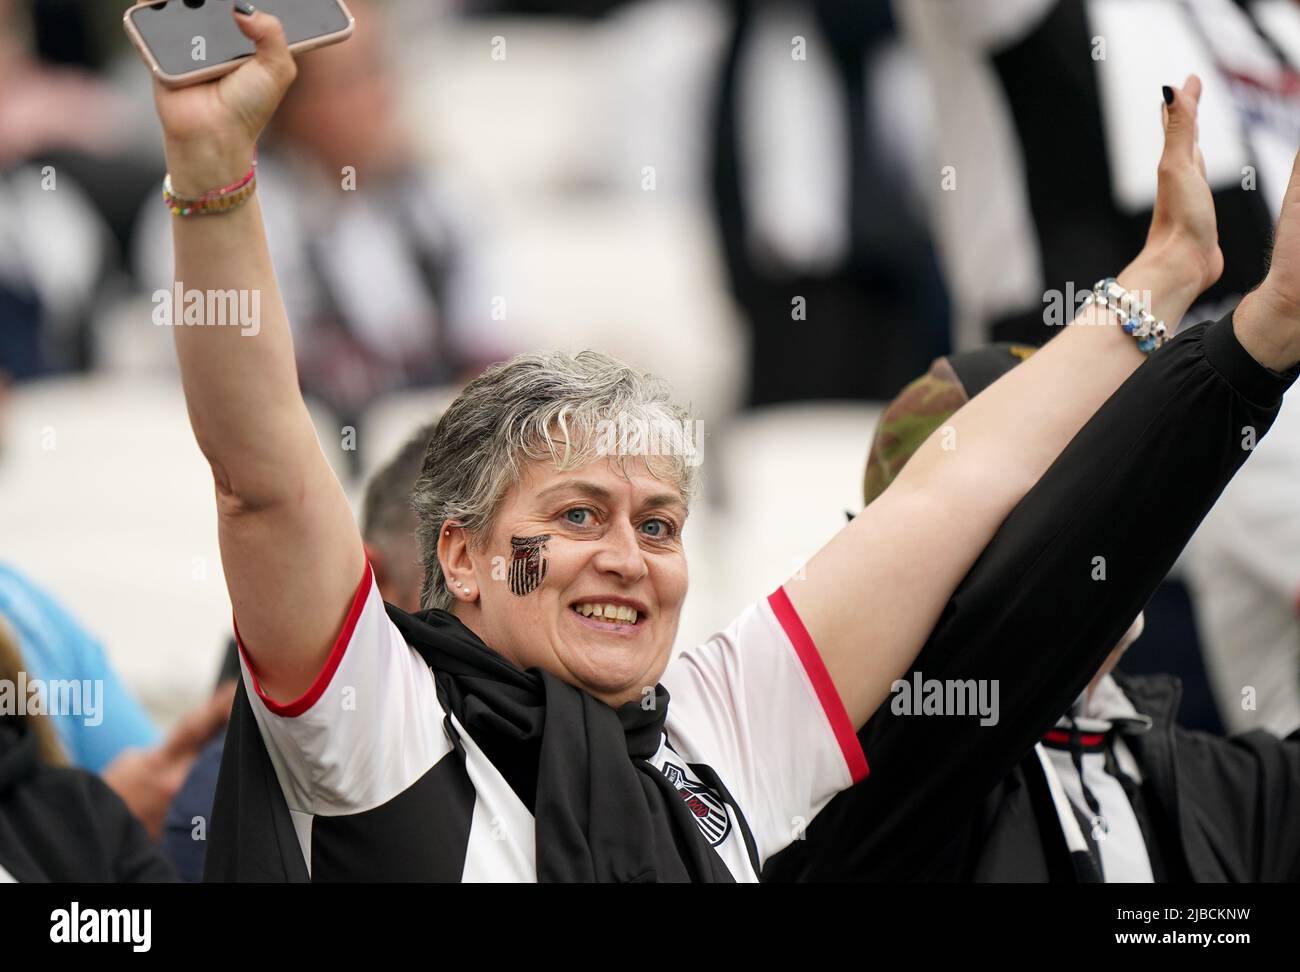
508, 534, 550, 597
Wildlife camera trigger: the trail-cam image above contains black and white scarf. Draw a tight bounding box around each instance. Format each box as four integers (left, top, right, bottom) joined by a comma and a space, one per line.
205, 605, 735, 883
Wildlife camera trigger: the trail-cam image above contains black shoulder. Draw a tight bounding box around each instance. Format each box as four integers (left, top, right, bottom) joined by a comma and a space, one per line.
6, 764, 177, 883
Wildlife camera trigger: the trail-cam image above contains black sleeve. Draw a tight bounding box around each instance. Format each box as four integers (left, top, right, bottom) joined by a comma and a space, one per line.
1168, 726, 1300, 882
765, 309, 1299, 881
85, 774, 179, 883
2, 765, 178, 882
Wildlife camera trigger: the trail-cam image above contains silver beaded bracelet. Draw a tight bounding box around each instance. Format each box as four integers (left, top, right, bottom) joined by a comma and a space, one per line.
1081, 277, 1168, 354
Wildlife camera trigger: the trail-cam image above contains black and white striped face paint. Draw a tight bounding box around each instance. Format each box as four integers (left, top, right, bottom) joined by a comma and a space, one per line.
508, 534, 550, 597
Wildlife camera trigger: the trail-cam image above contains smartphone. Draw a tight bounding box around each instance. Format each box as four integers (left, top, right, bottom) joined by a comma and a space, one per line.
123, 0, 354, 88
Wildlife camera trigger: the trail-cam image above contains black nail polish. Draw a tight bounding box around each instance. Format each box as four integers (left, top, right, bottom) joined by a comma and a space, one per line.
1162, 85, 1174, 106
235, 1, 256, 15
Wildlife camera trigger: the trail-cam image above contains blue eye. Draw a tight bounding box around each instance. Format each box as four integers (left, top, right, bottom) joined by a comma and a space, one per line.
564, 507, 591, 525
641, 518, 673, 538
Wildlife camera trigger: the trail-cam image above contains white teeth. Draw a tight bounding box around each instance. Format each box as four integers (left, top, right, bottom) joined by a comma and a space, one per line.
572, 602, 641, 624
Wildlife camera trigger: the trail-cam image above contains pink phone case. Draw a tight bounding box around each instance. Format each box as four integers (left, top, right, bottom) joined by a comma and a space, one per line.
123, 0, 355, 88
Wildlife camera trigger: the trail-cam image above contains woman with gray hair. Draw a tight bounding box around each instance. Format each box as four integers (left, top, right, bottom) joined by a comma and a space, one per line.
148, 9, 1300, 881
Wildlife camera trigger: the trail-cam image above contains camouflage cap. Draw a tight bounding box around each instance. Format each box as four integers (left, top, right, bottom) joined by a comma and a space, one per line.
863, 344, 1037, 506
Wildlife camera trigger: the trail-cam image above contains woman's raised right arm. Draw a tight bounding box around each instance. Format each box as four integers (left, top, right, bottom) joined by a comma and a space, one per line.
156, 8, 364, 701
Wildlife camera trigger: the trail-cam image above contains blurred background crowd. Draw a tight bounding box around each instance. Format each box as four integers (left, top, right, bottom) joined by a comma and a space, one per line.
1, 0, 1298, 878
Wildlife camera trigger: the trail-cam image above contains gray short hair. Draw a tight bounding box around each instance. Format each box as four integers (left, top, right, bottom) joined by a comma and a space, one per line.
412, 350, 699, 611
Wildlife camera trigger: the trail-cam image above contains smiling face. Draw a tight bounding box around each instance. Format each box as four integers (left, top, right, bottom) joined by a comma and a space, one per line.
440, 456, 689, 708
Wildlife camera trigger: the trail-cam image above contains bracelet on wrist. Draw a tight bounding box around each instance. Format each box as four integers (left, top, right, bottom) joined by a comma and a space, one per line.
1082, 277, 1169, 353
163, 148, 258, 217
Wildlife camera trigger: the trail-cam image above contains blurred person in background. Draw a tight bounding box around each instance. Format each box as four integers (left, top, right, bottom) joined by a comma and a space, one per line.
767, 347, 1300, 883
711, 0, 951, 404
0, 562, 160, 772
895, 0, 1279, 350
160, 641, 242, 883
0, 562, 234, 839
0, 0, 124, 380
0, 0, 171, 381
134, 0, 505, 474
362, 422, 439, 614
1184, 389, 1300, 738
464, 0, 633, 14
0, 618, 175, 881
895, 0, 1300, 733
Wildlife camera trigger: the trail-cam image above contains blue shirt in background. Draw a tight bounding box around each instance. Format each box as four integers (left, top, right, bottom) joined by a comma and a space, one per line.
0, 563, 161, 772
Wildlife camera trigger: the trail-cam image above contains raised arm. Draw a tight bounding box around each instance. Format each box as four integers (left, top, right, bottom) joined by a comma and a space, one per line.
764, 299, 1299, 881
155, 9, 363, 700
787, 77, 1229, 728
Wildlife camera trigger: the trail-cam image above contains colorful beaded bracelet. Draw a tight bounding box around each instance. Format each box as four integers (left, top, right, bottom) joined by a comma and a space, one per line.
163, 149, 259, 217
1082, 277, 1169, 354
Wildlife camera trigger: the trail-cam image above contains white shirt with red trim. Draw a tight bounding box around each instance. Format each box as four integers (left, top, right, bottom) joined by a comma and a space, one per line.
236, 566, 867, 882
